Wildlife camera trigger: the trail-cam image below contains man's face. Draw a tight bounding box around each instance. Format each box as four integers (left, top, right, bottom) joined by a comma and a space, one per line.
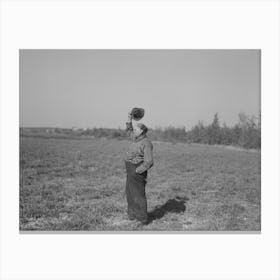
133, 123, 143, 137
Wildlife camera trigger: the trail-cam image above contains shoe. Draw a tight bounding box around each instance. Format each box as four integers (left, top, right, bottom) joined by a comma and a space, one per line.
139, 219, 149, 225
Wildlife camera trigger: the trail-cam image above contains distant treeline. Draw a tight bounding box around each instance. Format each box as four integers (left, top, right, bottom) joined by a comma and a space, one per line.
20, 112, 261, 149
148, 112, 260, 149
189, 112, 260, 149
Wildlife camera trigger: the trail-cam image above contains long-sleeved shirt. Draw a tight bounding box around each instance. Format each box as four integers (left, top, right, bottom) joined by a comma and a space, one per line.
125, 121, 154, 174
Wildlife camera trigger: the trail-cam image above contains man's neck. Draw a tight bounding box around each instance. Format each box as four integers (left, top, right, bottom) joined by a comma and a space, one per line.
133, 133, 147, 142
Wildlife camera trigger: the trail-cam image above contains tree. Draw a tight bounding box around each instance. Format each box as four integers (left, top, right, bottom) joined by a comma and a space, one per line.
208, 113, 221, 144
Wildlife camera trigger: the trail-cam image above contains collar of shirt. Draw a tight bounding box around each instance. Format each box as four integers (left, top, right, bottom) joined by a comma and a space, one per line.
133, 133, 147, 142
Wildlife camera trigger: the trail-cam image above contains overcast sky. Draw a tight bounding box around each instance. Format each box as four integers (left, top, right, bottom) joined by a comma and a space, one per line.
20, 49, 260, 129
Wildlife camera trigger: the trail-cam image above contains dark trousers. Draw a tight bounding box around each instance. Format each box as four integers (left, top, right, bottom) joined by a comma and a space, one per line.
125, 161, 148, 223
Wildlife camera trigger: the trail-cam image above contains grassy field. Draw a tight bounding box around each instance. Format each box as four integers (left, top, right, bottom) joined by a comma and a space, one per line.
20, 136, 261, 231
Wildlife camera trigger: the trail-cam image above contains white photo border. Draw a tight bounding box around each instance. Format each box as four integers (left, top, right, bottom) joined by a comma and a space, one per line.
1, 0, 279, 279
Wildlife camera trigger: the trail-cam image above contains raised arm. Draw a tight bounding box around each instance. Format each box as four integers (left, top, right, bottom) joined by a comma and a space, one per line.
126, 111, 133, 138
135, 140, 154, 174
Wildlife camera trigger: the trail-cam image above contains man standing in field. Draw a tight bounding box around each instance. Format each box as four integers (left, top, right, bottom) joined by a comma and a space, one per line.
124, 109, 154, 225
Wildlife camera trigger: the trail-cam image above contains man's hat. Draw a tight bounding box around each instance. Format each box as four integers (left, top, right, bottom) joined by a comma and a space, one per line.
131, 107, 145, 121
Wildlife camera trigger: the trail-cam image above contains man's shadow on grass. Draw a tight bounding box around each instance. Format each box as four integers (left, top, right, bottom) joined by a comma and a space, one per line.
147, 196, 189, 223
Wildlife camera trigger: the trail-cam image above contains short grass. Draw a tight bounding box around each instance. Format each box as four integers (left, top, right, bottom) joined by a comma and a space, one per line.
20, 137, 261, 231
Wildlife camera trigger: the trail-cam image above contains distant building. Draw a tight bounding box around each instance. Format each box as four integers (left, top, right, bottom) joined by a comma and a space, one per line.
46, 128, 55, 133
